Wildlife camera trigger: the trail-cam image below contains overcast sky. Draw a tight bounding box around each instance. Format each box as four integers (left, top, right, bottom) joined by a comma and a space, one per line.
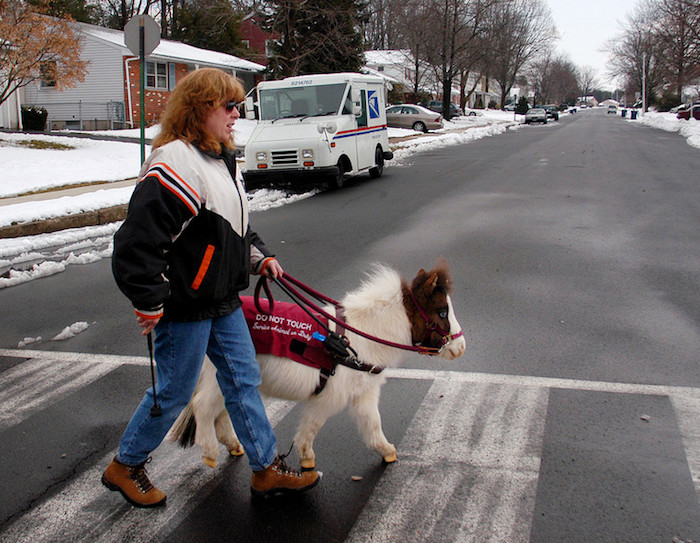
545, 0, 640, 90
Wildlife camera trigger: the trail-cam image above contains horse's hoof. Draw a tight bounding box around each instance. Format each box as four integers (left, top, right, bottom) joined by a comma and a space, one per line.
300, 458, 316, 470
202, 456, 217, 468
229, 445, 244, 457
382, 452, 397, 464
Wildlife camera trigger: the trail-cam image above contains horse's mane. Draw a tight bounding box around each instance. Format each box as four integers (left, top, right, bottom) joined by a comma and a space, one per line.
340, 264, 403, 311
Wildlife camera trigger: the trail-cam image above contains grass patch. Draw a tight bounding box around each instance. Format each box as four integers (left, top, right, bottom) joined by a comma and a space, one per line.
16, 139, 74, 150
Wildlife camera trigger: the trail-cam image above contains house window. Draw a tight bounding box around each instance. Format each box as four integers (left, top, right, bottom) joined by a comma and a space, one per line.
265, 39, 276, 58
40, 62, 57, 88
377, 66, 384, 72
146, 61, 168, 90
168, 62, 176, 90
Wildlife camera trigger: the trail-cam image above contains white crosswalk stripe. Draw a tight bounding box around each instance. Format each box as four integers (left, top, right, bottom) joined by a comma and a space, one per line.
1, 349, 699, 541
346, 376, 548, 543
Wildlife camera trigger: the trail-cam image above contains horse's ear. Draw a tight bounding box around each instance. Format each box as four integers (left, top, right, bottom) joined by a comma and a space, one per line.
412, 269, 438, 294
428, 272, 439, 290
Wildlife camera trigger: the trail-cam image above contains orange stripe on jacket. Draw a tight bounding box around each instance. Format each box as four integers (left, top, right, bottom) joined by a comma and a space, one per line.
150, 162, 201, 202
147, 171, 199, 216
191, 245, 215, 290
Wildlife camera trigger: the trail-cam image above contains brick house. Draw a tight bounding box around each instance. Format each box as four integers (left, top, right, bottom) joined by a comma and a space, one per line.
238, 13, 277, 71
19, 20, 264, 130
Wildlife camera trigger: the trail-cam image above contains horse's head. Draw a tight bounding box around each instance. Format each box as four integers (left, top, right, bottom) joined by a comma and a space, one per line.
404, 261, 466, 360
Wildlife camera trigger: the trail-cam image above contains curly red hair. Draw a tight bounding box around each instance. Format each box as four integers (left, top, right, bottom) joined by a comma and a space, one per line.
152, 68, 245, 154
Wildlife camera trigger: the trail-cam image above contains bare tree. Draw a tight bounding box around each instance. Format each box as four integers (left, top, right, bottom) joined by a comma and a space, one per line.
363, 0, 404, 49
607, 4, 665, 109
0, 0, 89, 108
483, 0, 557, 108
392, 0, 434, 97
577, 65, 598, 104
415, 0, 494, 119
95, 0, 158, 29
528, 50, 578, 105
648, 0, 700, 101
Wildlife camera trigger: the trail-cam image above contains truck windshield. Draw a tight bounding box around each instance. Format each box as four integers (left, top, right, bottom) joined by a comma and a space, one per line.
258, 83, 348, 121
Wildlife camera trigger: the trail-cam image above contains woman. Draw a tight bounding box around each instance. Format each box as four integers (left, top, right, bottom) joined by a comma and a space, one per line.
102, 68, 321, 507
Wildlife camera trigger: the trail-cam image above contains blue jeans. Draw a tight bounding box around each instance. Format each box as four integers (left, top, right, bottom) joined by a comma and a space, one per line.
117, 308, 278, 471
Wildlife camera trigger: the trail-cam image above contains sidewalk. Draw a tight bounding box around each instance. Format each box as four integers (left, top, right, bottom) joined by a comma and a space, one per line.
0, 179, 136, 239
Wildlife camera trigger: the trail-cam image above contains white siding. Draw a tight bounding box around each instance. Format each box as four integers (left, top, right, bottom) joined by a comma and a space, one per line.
23, 34, 126, 128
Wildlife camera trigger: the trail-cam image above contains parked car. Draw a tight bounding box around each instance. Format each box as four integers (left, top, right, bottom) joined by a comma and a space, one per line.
541, 104, 559, 120
427, 100, 463, 117
503, 102, 517, 111
524, 107, 547, 124
677, 104, 700, 120
386, 104, 444, 132
669, 104, 686, 113
462, 107, 484, 117
607, 105, 618, 114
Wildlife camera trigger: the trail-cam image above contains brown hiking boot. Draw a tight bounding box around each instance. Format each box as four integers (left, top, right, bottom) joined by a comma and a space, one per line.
102, 456, 167, 508
251, 455, 321, 498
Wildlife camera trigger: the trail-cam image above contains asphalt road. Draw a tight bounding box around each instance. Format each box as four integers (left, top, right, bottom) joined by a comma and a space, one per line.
1, 108, 699, 542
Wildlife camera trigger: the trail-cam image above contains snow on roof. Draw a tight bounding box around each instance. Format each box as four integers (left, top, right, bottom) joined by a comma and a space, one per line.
364, 50, 414, 66
360, 67, 399, 85
73, 21, 264, 73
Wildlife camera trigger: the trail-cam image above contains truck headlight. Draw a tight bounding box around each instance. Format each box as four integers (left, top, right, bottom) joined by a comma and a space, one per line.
302, 149, 314, 159
255, 151, 268, 162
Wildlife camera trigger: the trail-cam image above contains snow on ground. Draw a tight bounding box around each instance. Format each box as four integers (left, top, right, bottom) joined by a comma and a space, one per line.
0, 108, 698, 290
633, 111, 700, 149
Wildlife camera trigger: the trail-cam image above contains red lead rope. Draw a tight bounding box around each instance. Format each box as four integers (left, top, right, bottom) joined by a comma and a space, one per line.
255, 274, 448, 356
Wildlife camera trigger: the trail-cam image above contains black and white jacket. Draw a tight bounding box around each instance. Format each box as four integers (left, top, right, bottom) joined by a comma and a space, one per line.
112, 139, 274, 322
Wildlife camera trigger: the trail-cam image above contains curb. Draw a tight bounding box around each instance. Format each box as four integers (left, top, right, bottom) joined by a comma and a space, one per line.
0, 205, 127, 239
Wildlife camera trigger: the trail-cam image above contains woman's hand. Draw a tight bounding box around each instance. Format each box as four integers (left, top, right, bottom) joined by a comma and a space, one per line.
137, 315, 160, 336
264, 258, 284, 279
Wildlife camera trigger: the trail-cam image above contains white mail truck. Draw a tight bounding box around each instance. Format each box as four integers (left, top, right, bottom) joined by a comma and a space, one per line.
242, 73, 394, 190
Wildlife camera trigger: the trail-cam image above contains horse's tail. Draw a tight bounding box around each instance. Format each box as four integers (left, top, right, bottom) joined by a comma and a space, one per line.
167, 404, 197, 448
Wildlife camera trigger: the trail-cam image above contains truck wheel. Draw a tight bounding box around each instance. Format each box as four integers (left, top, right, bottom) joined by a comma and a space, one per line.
369, 147, 384, 178
329, 160, 345, 189
412, 121, 427, 133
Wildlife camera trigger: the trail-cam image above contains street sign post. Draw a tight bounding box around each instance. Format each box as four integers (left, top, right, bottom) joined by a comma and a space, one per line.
124, 15, 160, 164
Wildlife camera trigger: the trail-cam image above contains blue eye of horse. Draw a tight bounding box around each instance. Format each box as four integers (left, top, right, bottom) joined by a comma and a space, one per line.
438, 310, 448, 319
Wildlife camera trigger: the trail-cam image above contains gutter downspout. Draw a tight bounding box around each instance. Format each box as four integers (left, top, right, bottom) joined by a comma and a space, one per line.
125, 56, 138, 128
16, 88, 23, 130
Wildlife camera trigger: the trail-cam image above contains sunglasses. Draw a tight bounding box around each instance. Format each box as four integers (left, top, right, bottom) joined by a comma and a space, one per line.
224, 100, 243, 113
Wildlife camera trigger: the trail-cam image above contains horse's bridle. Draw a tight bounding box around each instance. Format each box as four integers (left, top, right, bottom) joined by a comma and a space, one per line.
408, 289, 464, 354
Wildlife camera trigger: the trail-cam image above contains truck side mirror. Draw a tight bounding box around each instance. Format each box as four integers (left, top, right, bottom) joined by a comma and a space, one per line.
245, 96, 256, 120
351, 88, 362, 117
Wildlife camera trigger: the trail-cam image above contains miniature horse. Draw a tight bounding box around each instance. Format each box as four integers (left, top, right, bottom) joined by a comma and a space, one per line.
168, 262, 466, 469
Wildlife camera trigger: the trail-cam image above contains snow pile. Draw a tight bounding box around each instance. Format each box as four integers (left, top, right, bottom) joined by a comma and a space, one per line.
0, 187, 316, 288
18, 336, 42, 348
635, 111, 700, 149
392, 122, 514, 165
52, 321, 91, 341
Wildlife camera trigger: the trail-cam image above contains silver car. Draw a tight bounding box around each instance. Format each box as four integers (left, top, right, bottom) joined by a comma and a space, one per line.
386, 104, 444, 132
524, 107, 547, 124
